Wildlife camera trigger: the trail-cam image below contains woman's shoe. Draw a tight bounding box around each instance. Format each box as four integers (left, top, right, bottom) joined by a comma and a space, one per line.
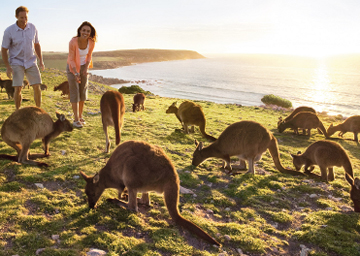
79, 118, 86, 125
73, 121, 83, 128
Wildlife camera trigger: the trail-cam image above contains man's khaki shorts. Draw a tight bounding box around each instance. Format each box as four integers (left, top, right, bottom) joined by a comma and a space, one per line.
11, 64, 42, 87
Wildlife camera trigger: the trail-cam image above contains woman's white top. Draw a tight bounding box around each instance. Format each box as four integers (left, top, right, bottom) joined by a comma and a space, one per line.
79, 43, 89, 66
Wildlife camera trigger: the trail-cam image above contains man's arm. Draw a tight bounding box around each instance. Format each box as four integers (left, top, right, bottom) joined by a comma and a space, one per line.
1, 47, 12, 78
34, 43, 45, 71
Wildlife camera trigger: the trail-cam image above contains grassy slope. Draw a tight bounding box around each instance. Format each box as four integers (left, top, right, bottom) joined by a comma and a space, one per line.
0, 69, 359, 256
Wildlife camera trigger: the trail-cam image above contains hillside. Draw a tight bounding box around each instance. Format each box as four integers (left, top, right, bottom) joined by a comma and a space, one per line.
0, 49, 205, 71
0, 69, 359, 256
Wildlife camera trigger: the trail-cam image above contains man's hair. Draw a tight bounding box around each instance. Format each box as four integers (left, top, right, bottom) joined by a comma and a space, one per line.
15, 6, 29, 17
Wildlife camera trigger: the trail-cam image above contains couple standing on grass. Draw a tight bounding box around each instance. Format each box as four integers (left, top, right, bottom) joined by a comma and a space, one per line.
1, 6, 97, 129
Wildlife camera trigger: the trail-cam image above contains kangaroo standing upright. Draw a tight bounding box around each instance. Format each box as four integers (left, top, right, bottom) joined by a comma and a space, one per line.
132, 93, 146, 112
166, 101, 216, 142
291, 140, 354, 182
80, 140, 220, 246
100, 90, 125, 153
192, 121, 298, 175
0, 107, 73, 166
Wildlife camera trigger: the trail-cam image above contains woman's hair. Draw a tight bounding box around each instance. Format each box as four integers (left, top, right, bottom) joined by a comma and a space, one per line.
77, 21, 97, 42
16, 6, 29, 17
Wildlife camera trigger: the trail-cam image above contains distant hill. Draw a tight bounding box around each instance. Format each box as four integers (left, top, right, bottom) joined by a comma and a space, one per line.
0, 49, 205, 71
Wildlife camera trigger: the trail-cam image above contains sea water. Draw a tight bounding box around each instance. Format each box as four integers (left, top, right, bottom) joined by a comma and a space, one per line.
90, 54, 360, 117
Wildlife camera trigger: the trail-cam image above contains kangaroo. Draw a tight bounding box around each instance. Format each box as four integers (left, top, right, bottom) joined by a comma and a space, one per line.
22, 80, 29, 89
166, 101, 216, 142
327, 115, 360, 142
132, 93, 146, 112
54, 81, 70, 97
40, 83, 48, 91
278, 106, 316, 126
192, 121, 300, 176
0, 77, 14, 99
80, 140, 220, 246
345, 173, 360, 212
0, 106, 73, 166
100, 90, 125, 153
290, 140, 353, 182
278, 111, 328, 138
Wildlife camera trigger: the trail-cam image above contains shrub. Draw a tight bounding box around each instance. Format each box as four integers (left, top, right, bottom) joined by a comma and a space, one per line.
261, 94, 292, 108
118, 85, 152, 95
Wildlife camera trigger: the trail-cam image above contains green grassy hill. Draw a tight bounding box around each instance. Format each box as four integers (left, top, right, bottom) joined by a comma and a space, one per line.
0, 49, 205, 71
0, 69, 359, 256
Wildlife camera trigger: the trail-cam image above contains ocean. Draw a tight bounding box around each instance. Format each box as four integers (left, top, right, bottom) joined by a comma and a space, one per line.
90, 54, 360, 117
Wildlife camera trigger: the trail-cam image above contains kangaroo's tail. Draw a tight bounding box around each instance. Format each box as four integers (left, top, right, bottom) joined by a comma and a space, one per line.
163, 181, 220, 246
268, 136, 305, 176
199, 123, 217, 142
318, 121, 329, 138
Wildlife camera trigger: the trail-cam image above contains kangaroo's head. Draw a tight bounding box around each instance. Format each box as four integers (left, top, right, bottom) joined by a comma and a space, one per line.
80, 171, 105, 209
132, 103, 137, 112
55, 112, 73, 132
327, 124, 336, 137
345, 173, 360, 212
166, 102, 178, 114
192, 140, 206, 167
277, 120, 286, 133
290, 151, 303, 171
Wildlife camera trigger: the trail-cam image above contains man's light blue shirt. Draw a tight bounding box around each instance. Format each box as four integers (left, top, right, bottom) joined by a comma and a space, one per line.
1, 22, 39, 69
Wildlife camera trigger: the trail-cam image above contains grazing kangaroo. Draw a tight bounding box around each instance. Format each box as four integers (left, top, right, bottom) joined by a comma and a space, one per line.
278, 106, 316, 126
54, 81, 70, 97
291, 140, 353, 182
80, 140, 220, 246
100, 90, 125, 153
192, 121, 299, 175
166, 101, 217, 142
345, 173, 360, 212
0, 77, 14, 99
0, 107, 73, 166
22, 80, 29, 89
278, 111, 328, 138
132, 93, 146, 112
327, 115, 360, 142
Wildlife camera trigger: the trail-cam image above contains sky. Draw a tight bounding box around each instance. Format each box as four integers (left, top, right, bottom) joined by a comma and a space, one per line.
1, 0, 360, 57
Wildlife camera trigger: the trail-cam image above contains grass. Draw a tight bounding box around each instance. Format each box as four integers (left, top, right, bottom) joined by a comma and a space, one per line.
0, 68, 359, 255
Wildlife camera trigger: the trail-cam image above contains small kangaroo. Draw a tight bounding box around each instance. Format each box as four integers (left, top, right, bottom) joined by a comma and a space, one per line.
327, 115, 360, 142
22, 80, 29, 89
290, 140, 353, 182
166, 101, 216, 142
192, 121, 299, 175
80, 140, 220, 246
0, 77, 14, 99
278, 111, 328, 138
345, 173, 360, 212
132, 93, 146, 112
100, 90, 125, 153
0, 107, 73, 166
54, 81, 70, 97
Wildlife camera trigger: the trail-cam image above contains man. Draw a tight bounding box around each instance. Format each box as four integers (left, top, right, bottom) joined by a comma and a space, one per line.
1, 6, 45, 110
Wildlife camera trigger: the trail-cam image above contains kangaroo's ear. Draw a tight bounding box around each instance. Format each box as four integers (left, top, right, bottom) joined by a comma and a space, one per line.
93, 173, 100, 184
56, 112, 61, 119
194, 139, 199, 146
345, 173, 354, 186
354, 178, 360, 190
59, 114, 65, 122
290, 153, 297, 158
171, 102, 177, 106
297, 151, 301, 155
329, 124, 333, 128
278, 117, 283, 122
80, 171, 89, 181
198, 142, 203, 151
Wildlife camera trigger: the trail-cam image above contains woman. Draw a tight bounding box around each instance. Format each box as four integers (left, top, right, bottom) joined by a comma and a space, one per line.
66, 21, 97, 128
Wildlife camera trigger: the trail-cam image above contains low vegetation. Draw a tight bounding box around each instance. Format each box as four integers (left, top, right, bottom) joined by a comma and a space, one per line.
261, 94, 293, 108
0, 68, 359, 256
118, 85, 152, 95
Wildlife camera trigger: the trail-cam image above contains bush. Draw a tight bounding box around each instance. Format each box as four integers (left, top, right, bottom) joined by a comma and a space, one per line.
118, 85, 152, 95
261, 94, 292, 108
